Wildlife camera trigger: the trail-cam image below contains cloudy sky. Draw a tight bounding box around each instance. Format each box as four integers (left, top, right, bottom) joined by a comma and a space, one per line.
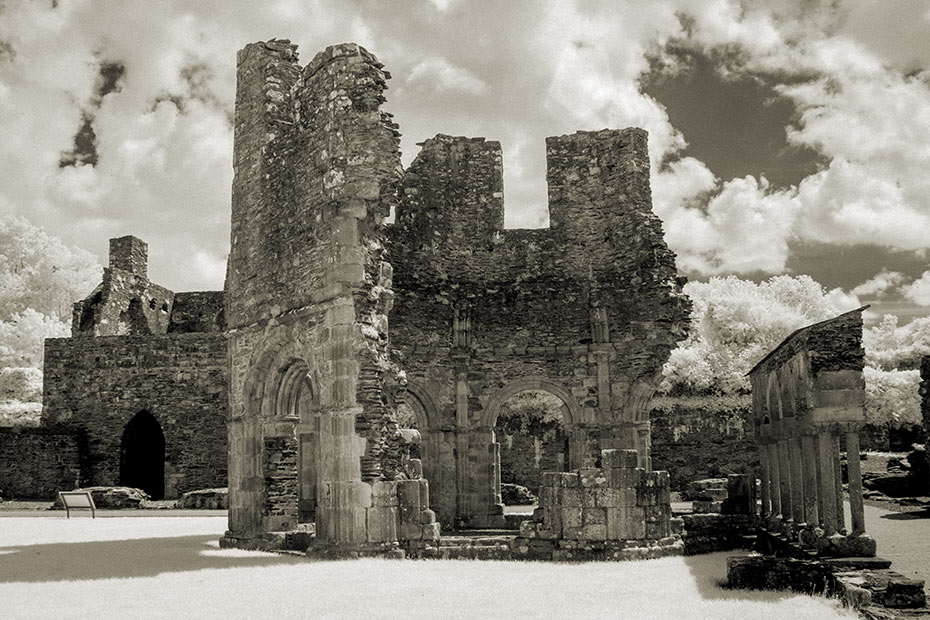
1, 0, 929, 323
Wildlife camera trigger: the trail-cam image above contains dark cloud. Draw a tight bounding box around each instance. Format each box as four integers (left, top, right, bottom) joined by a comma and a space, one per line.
149, 61, 232, 123
642, 46, 825, 188
59, 61, 124, 168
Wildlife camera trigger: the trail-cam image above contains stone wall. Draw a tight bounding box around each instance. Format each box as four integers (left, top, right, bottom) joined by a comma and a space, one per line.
515, 449, 681, 560
72, 236, 175, 337
650, 394, 757, 490
42, 332, 227, 498
168, 291, 225, 333
0, 426, 85, 499
387, 128, 690, 527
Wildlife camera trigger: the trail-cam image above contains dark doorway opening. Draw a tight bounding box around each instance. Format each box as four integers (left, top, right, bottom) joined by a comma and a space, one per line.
120, 410, 165, 499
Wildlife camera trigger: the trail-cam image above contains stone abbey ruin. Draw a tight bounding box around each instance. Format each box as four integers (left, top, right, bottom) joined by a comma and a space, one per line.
220, 39, 689, 552
6, 41, 930, 606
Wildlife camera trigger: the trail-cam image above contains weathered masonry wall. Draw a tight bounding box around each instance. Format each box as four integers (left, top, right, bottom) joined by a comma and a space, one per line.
42, 332, 227, 497
515, 449, 682, 560
0, 426, 85, 499
649, 395, 757, 490
749, 307, 875, 558
387, 130, 691, 527
224, 40, 438, 552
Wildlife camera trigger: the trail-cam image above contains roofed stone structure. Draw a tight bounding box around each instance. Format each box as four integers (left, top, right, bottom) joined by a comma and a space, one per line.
748, 307, 875, 557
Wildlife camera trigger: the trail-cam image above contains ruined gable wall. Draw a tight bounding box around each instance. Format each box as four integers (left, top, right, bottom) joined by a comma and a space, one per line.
72, 236, 175, 337
389, 130, 688, 421
42, 333, 227, 497
386, 129, 690, 525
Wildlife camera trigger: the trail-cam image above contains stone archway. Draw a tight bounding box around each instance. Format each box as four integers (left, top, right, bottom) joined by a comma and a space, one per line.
260, 357, 319, 530
120, 410, 165, 500
482, 377, 580, 430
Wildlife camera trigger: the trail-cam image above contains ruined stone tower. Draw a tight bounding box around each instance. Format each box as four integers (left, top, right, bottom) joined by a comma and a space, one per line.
223, 41, 436, 550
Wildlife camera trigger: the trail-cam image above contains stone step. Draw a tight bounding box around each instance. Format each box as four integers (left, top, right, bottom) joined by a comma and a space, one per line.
422, 545, 513, 560
438, 535, 515, 547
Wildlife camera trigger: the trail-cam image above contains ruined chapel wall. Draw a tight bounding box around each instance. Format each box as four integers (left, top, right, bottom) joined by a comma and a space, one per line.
386, 128, 689, 525
388, 129, 689, 421
42, 333, 227, 497
72, 236, 175, 337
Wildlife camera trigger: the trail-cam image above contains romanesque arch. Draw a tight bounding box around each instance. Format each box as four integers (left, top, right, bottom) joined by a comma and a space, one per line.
481, 376, 581, 429
404, 381, 442, 430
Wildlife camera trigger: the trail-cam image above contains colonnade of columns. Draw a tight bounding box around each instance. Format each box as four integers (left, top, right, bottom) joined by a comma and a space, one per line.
758, 424, 866, 537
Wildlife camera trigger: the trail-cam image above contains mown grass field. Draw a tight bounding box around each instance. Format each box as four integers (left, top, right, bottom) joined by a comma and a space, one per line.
0, 515, 857, 620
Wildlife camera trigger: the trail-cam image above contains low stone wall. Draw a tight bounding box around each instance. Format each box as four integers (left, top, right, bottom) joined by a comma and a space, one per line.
681, 513, 757, 555
517, 449, 679, 560
0, 426, 85, 499
732, 531, 927, 613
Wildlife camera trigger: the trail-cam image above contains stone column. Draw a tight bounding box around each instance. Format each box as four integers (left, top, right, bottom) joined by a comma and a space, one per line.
817, 429, 838, 535
778, 440, 792, 520
454, 368, 469, 522
789, 436, 805, 524
833, 433, 845, 532
801, 434, 819, 527
759, 443, 771, 517
228, 418, 264, 537
636, 425, 651, 471
768, 442, 782, 517
846, 430, 866, 536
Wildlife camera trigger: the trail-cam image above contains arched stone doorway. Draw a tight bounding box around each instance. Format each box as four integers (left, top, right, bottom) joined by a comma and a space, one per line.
120, 410, 165, 499
257, 358, 319, 531
494, 389, 569, 499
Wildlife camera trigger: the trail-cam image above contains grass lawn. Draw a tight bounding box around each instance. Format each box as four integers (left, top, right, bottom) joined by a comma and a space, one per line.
0, 515, 857, 620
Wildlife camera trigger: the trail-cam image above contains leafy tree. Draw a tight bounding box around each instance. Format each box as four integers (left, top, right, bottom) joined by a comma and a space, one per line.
0, 309, 70, 368
863, 314, 930, 371
0, 216, 100, 417
863, 367, 921, 426
0, 214, 100, 321
662, 275, 851, 394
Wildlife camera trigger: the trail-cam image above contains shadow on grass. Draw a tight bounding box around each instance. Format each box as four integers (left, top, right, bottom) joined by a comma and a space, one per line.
682, 551, 795, 603
0, 535, 306, 583
879, 508, 930, 520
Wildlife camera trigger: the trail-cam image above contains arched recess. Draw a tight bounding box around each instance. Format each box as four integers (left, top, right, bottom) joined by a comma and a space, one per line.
404, 381, 442, 430
767, 374, 783, 421
242, 338, 320, 422
240, 338, 322, 528
120, 410, 165, 500
119, 297, 150, 335
481, 376, 581, 429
